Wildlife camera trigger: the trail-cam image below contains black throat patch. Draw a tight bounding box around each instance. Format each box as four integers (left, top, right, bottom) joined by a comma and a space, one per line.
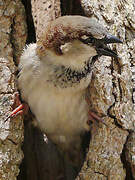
48, 56, 98, 88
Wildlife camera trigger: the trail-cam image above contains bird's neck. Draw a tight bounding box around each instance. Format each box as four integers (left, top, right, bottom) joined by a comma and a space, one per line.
45, 57, 96, 89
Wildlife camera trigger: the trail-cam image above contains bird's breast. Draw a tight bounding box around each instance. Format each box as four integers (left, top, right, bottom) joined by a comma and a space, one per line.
27, 85, 90, 140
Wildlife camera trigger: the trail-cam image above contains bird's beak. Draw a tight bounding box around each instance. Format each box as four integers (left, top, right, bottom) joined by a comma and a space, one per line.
81, 34, 123, 58
95, 34, 123, 58
103, 34, 123, 44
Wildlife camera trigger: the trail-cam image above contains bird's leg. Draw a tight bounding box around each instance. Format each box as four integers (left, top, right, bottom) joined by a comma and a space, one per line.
5, 92, 29, 122
11, 92, 29, 117
86, 97, 107, 126
87, 110, 107, 126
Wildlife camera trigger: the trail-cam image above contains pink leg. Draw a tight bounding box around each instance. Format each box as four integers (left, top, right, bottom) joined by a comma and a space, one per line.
87, 110, 107, 126
86, 97, 107, 126
5, 92, 29, 122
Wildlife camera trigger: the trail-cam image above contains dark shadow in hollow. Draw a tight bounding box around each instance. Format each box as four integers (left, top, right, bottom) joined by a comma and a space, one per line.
60, 0, 85, 16
121, 134, 134, 180
17, 112, 91, 180
21, 0, 36, 44
18, 112, 66, 180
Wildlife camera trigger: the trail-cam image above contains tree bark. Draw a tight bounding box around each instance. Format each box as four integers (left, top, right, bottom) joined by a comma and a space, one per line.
31, 0, 61, 40
77, 0, 135, 179
1, 0, 135, 180
0, 0, 27, 180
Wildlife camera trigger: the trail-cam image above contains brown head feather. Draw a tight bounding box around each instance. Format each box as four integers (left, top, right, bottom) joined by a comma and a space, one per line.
37, 16, 108, 56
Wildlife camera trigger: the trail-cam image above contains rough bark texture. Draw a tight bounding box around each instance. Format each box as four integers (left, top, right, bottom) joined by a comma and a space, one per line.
1, 0, 135, 180
20, 0, 135, 179
31, 0, 61, 40
0, 0, 27, 180
76, 0, 135, 179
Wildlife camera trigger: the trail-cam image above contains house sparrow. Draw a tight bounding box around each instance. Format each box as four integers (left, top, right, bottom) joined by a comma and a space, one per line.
17, 16, 122, 168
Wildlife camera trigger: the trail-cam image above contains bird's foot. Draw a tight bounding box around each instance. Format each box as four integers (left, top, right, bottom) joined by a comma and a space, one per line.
5, 92, 29, 122
87, 110, 107, 127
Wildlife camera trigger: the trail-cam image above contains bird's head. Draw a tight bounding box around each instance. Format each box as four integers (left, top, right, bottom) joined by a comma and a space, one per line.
36, 16, 122, 88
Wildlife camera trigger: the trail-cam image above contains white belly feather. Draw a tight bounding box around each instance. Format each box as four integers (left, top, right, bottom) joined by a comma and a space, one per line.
18, 43, 92, 146
28, 86, 89, 135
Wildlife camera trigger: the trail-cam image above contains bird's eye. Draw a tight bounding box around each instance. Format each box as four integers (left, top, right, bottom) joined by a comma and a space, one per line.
80, 36, 94, 45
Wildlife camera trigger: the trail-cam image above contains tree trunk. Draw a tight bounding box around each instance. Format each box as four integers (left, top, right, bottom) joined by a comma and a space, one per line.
0, 0, 27, 180
0, 0, 135, 180
77, 1, 135, 179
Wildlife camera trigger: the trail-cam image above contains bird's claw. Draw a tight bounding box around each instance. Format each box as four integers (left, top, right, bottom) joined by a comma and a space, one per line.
5, 92, 28, 122
87, 110, 107, 127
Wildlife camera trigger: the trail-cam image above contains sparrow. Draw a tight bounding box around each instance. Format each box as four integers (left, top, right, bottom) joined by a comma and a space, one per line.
17, 16, 122, 169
